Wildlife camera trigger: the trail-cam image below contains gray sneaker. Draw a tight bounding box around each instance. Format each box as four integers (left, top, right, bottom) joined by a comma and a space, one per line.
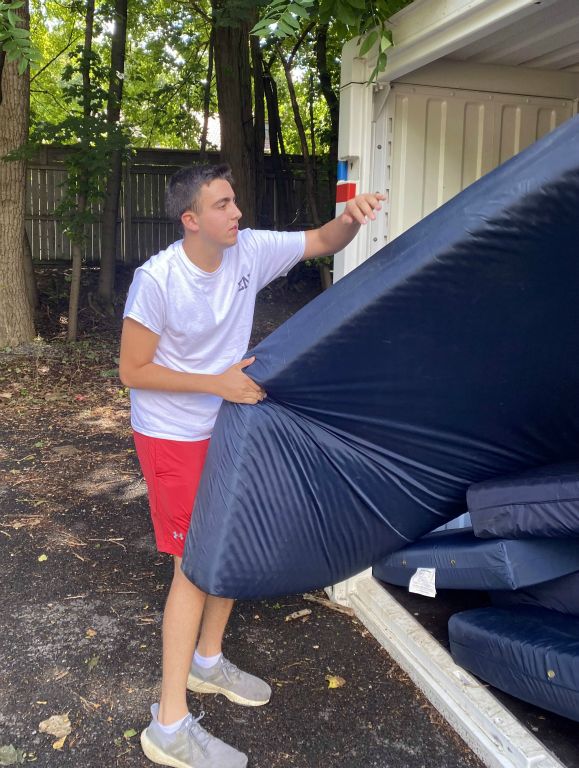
140, 703, 248, 768
187, 657, 271, 707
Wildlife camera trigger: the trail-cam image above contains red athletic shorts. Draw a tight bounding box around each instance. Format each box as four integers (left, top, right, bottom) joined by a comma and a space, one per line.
133, 431, 210, 557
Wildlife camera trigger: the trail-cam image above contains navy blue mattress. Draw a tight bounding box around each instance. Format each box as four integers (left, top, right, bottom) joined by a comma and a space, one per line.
182, 116, 579, 599
489, 571, 579, 617
449, 607, 579, 722
468, 463, 579, 539
372, 529, 579, 591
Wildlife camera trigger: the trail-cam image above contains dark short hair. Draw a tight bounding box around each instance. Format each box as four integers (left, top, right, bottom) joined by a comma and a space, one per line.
165, 163, 234, 224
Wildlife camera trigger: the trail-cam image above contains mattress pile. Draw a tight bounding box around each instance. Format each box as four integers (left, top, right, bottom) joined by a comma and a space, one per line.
375, 462, 579, 721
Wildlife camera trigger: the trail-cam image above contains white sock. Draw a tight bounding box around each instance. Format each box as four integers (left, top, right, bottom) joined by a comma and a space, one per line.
194, 650, 222, 669
157, 713, 188, 734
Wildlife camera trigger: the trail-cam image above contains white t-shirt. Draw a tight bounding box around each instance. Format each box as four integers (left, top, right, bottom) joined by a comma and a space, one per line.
123, 228, 305, 441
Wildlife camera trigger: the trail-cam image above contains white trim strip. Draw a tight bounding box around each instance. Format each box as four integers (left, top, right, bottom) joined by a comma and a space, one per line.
349, 577, 566, 768
380, 0, 560, 83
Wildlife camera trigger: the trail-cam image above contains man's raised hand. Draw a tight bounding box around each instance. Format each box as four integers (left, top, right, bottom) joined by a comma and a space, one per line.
341, 192, 386, 226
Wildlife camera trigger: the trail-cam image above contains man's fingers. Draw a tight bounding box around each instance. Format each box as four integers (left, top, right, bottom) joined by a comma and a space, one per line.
238, 356, 256, 369
358, 199, 375, 219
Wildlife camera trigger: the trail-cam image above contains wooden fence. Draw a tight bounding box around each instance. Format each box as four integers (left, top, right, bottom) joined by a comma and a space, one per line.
26, 146, 329, 264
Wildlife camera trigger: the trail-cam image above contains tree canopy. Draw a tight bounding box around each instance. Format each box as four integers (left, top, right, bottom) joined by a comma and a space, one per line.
1, 0, 415, 345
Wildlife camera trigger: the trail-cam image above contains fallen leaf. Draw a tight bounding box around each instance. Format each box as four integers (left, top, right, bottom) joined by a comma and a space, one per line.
0, 392, 13, 400
86, 655, 99, 672
39, 713, 71, 739
85, 628, 97, 638
285, 609, 312, 622
53, 445, 79, 457
37, 554, 47, 562
52, 736, 67, 750
123, 729, 137, 740
0, 744, 24, 765
325, 675, 346, 689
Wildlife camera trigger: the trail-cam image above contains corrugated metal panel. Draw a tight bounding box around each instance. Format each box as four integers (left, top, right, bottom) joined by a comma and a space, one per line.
388, 84, 573, 240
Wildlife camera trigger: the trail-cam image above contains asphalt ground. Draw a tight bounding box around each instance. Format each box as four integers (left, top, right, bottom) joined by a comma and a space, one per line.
1, 269, 484, 767
0, 456, 486, 768
0, 377, 485, 767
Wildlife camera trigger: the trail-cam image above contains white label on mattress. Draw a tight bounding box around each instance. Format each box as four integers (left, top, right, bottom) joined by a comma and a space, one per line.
409, 568, 436, 598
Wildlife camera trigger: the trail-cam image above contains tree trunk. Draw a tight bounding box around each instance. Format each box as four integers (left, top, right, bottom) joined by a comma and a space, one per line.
0, 7, 35, 347
315, 24, 339, 214
263, 64, 294, 228
23, 228, 39, 311
67, 0, 95, 341
277, 46, 320, 227
212, 2, 256, 227
199, 27, 214, 161
251, 35, 266, 226
97, 0, 128, 312
68, 199, 85, 342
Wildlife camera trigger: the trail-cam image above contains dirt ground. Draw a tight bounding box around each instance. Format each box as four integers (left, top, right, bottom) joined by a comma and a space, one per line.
0, 265, 484, 767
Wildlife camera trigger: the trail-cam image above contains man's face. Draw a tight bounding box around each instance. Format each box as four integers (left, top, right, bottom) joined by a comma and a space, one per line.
189, 179, 242, 248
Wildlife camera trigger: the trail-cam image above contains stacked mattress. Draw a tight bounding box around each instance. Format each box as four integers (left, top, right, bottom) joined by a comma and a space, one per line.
375, 462, 579, 721
449, 606, 579, 723
372, 527, 579, 592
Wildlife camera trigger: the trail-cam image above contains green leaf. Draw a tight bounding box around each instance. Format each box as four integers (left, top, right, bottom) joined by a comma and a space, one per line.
358, 29, 378, 57
123, 729, 137, 740
380, 33, 392, 52
251, 19, 273, 35
336, 0, 360, 27
318, 0, 335, 24
277, 18, 295, 36
280, 11, 301, 30
9, 26, 28, 38
288, 2, 310, 18
347, 0, 367, 9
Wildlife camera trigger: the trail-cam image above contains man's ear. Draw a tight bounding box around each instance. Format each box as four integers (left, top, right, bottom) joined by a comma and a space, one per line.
181, 210, 199, 233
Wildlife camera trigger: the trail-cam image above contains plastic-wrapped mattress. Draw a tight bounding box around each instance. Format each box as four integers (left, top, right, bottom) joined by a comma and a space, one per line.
372, 529, 579, 591
182, 116, 579, 599
449, 606, 579, 722
489, 571, 579, 617
468, 463, 579, 539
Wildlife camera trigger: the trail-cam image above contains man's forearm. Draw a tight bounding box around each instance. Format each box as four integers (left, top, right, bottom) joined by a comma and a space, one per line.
317, 215, 361, 255
120, 361, 219, 395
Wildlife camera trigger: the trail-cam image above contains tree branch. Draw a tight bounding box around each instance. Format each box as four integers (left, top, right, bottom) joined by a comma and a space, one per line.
30, 29, 81, 84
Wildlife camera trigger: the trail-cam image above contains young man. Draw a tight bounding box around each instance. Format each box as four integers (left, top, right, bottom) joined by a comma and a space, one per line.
119, 164, 384, 768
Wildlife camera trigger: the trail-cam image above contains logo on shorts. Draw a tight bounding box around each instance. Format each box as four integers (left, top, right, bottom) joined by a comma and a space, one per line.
237, 273, 250, 292
172, 531, 184, 541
